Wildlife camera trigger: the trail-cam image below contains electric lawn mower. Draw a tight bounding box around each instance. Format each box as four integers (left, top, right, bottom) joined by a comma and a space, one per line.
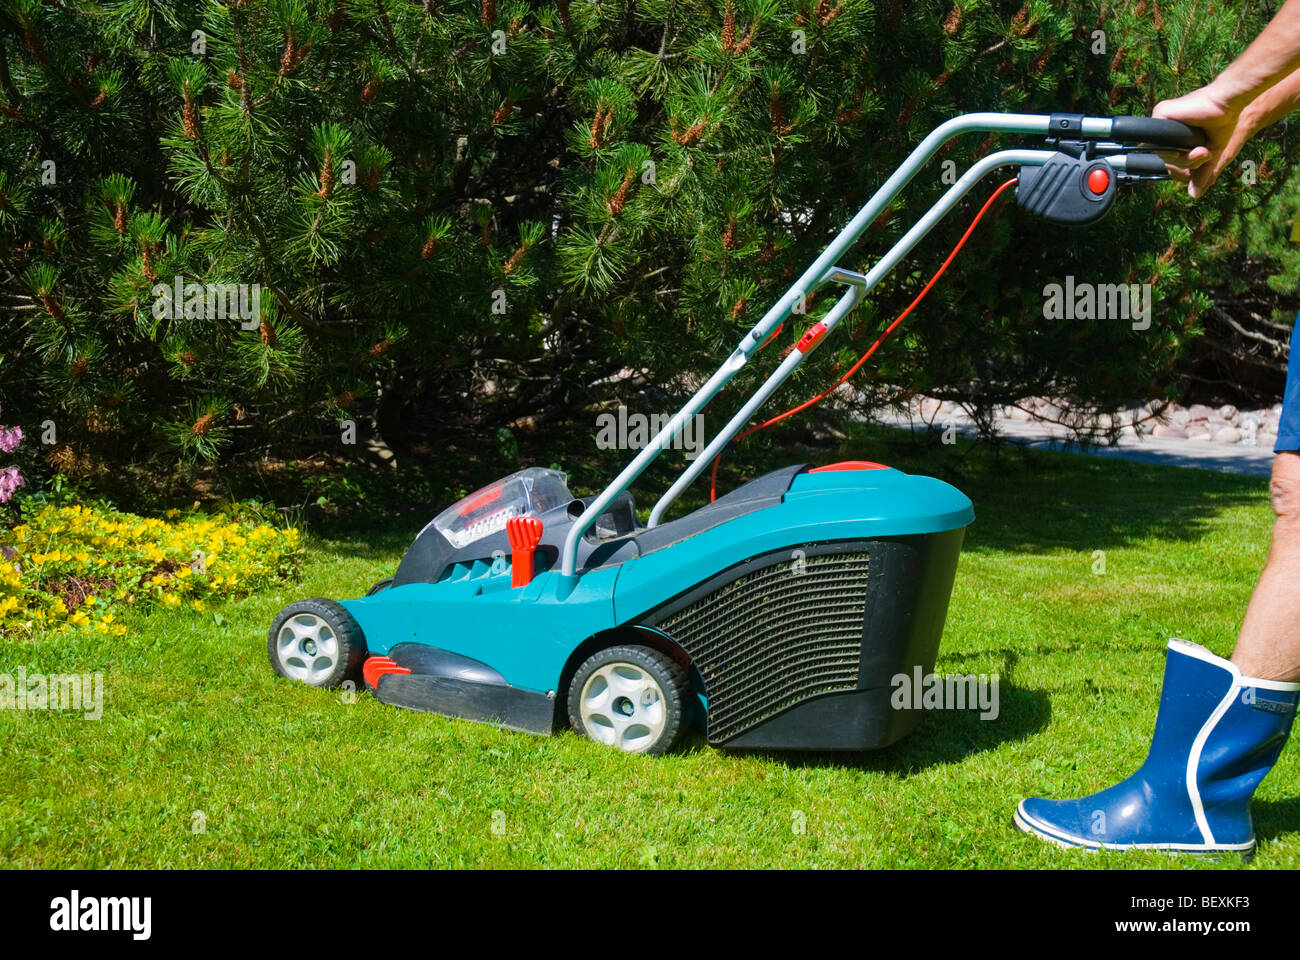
267, 112, 1206, 754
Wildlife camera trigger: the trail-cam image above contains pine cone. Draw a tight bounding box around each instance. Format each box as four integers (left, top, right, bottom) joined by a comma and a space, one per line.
606, 173, 634, 216
182, 97, 199, 138
318, 147, 335, 198
280, 31, 313, 74
588, 107, 611, 149
481, 0, 496, 25
673, 118, 706, 145
722, 217, 738, 252
769, 93, 791, 135
43, 295, 67, 322
360, 78, 378, 104
942, 4, 962, 34
421, 236, 439, 260
733, 25, 755, 55
192, 413, 214, 436
503, 245, 527, 274
722, 0, 736, 52
820, 1, 844, 26
259, 320, 276, 346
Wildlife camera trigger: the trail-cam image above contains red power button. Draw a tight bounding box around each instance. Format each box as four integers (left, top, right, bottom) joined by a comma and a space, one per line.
1087, 167, 1110, 195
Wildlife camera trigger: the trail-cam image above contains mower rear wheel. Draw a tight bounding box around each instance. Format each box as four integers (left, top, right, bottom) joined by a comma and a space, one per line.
365, 577, 394, 596
568, 645, 690, 755
268, 598, 366, 689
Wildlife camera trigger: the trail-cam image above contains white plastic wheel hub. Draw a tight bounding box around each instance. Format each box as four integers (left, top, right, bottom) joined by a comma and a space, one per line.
276, 613, 339, 684
579, 662, 668, 752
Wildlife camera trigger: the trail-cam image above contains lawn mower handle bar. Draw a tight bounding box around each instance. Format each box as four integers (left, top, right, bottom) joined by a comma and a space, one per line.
558, 113, 1202, 578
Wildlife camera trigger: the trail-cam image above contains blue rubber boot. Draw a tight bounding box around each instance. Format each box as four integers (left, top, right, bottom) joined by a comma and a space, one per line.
1016, 639, 1300, 856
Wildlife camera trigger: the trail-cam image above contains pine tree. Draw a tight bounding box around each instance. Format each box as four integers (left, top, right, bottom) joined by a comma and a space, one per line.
0, 0, 1288, 494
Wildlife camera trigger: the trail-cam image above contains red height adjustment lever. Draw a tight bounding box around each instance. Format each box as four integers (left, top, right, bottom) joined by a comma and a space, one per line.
506, 516, 544, 588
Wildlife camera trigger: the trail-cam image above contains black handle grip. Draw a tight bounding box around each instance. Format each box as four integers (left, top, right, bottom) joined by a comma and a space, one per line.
1109, 116, 1207, 149
1123, 153, 1169, 177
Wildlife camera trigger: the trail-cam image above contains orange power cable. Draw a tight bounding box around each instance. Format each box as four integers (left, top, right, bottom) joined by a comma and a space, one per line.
710, 175, 1020, 501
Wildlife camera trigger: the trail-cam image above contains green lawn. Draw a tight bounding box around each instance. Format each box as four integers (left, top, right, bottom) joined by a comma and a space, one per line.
1, 428, 1292, 869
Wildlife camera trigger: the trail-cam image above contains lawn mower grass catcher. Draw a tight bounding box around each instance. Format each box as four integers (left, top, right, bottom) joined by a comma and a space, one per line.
268, 112, 1205, 754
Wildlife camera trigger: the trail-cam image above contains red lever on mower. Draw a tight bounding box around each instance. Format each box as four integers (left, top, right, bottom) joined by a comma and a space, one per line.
506, 516, 544, 588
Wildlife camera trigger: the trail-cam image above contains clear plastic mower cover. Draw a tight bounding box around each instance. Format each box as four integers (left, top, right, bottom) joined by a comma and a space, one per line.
432, 467, 572, 549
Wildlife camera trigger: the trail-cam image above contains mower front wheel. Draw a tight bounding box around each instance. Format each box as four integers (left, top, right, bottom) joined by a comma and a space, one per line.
268, 598, 366, 689
568, 645, 690, 755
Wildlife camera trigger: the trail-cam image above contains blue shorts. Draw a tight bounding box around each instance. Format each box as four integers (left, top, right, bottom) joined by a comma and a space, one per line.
1279, 314, 1300, 453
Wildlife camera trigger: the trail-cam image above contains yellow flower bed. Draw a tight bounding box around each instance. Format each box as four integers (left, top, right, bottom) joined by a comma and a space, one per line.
0, 502, 301, 635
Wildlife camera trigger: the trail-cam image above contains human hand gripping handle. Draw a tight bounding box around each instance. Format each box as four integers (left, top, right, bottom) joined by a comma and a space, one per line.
1153, 0, 1300, 198
1152, 87, 1253, 199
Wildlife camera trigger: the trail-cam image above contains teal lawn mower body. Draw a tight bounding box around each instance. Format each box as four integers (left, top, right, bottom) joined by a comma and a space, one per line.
267, 112, 1205, 754
335, 462, 971, 751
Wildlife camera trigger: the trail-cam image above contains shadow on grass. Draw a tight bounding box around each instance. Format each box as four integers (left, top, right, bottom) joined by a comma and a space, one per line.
707, 681, 1050, 774
714, 648, 1051, 774
1251, 796, 1300, 845
308, 520, 416, 560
